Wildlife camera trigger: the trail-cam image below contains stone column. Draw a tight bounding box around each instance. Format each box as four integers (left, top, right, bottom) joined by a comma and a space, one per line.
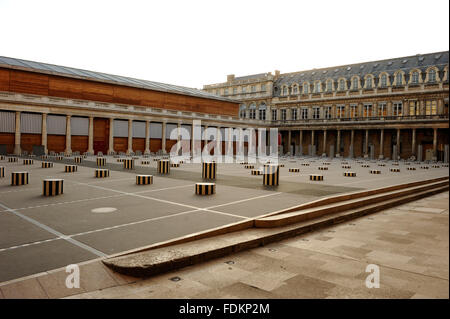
411, 128, 416, 158
88, 116, 94, 154
299, 129, 303, 155
176, 122, 182, 155
336, 129, 341, 157
144, 120, 150, 154
396, 128, 401, 160
322, 129, 327, 155
350, 129, 354, 158
287, 129, 292, 155
364, 129, 369, 156
127, 119, 133, 155
65, 115, 72, 155
379, 129, 384, 159
108, 118, 114, 154
190, 123, 195, 158
239, 127, 244, 157
161, 120, 167, 154
14, 111, 21, 155
438, 99, 444, 115
41, 113, 48, 154
433, 128, 438, 160
216, 126, 222, 157
227, 127, 233, 158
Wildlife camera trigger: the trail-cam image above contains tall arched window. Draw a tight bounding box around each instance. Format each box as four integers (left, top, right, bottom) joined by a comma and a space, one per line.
249, 103, 256, 119
292, 85, 298, 94
339, 79, 345, 90
314, 82, 321, 93
282, 86, 288, 96
239, 104, 246, 118
303, 83, 309, 94
259, 103, 267, 121
326, 80, 333, 91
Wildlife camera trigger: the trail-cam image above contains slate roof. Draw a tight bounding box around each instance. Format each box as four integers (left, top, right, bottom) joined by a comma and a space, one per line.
234, 73, 270, 81
0, 56, 236, 103
273, 51, 449, 97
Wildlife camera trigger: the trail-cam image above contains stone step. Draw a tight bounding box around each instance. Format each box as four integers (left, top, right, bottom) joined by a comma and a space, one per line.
102, 182, 448, 278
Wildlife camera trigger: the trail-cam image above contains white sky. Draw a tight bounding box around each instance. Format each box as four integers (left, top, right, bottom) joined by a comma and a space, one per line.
0, 0, 448, 89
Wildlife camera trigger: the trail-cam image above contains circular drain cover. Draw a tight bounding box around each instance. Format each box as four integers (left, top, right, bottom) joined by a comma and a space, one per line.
91, 207, 117, 214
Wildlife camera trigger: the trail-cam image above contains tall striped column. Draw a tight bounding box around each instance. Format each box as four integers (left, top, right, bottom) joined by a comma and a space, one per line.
263, 164, 279, 186
202, 162, 216, 179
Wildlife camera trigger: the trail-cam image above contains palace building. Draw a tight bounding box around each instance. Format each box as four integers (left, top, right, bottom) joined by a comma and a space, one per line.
0, 56, 249, 156
203, 51, 449, 161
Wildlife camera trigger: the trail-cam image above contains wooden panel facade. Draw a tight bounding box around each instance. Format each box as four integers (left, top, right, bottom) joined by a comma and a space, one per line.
0, 133, 14, 153
47, 135, 66, 153
0, 68, 239, 116
71, 135, 88, 153
20, 133, 41, 153
132, 138, 145, 152
113, 137, 128, 153
93, 118, 109, 155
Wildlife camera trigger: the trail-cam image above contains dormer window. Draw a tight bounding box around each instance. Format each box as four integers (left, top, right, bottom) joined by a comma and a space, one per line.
326, 80, 332, 91
303, 84, 309, 94
428, 69, 436, 82
282, 86, 288, 96
352, 77, 358, 90
365, 77, 372, 89
395, 73, 403, 86
292, 85, 298, 94
339, 79, 345, 91
380, 74, 387, 87
314, 82, 321, 93
411, 71, 419, 84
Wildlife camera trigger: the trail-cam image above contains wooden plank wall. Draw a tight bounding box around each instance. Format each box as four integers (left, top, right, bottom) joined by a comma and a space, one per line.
0, 68, 239, 116
20, 133, 41, 153
71, 136, 88, 153
0, 133, 15, 154
47, 135, 66, 153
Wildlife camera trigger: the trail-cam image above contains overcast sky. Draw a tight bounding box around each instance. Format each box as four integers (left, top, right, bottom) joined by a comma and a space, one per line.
1, 0, 448, 89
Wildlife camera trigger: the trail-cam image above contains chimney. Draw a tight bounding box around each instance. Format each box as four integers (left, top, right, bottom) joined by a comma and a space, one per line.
227, 74, 235, 82
274, 70, 280, 78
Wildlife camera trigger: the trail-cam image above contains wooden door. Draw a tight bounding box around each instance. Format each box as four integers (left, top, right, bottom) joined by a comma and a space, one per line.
93, 118, 109, 155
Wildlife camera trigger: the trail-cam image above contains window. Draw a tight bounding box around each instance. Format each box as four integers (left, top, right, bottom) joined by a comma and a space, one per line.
378, 103, 387, 117
428, 69, 436, 82
292, 85, 298, 94
259, 109, 266, 120
215, 90, 219, 95
363, 104, 373, 117
272, 109, 277, 121
233, 87, 237, 94
314, 82, 321, 93
251, 85, 256, 92
224, 88, 228, 95
365, 77, 372, 89
409, 101, 419, 116
281, 109, 287, 121
337, 105, 345, 118
301, 108, 308, 119
324, 106, 331, 119
239, 105, 246, 118
292, 108, 298, 120
242, 86, 247, 93
282, 86, 288, 96
249, 103, 256, 119
380, 74, 387, 87
339, 79, 345, 91
425, 100, 437, 115
395, 73, 403, 86
352, 78, 359, 90
393, 102, 403, 116
312, 107, 320, 119
326, 80, 333, 92
411, 71, 419, 84
350, 105, 358, 118
303, 83, 309, 94
261, 84, 266, 91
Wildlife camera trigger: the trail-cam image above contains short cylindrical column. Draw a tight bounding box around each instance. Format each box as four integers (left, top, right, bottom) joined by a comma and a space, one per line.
202, 162, 217, 179
123, 158, 135, 169
23, 159, 33, 165
11, 171, 29, 186
43, 179, 64, 196
136, 175, 153, 185
65, 165, 77, 172
42, 162, 53, 168
157, 159, 170, 174
96, 157, 106, 166
195, 182, 216, 195
95, 169, 110, 178
263, 164, 279, 186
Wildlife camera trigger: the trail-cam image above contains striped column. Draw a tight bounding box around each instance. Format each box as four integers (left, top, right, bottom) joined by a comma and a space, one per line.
195, 182, 216, 195
65, 165, 77, 172
136, 175, 153, 185
95, 169, 110, 178
97, 157, 106, 166
123, 158, 135, 169
42, 162, 53, 168
43, 179, 64, 196
263, 164, 279, 186
157, 159, 170, 174
0, 166, 4, 178
202, 162, 216, 179
11, 172, 29, 186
